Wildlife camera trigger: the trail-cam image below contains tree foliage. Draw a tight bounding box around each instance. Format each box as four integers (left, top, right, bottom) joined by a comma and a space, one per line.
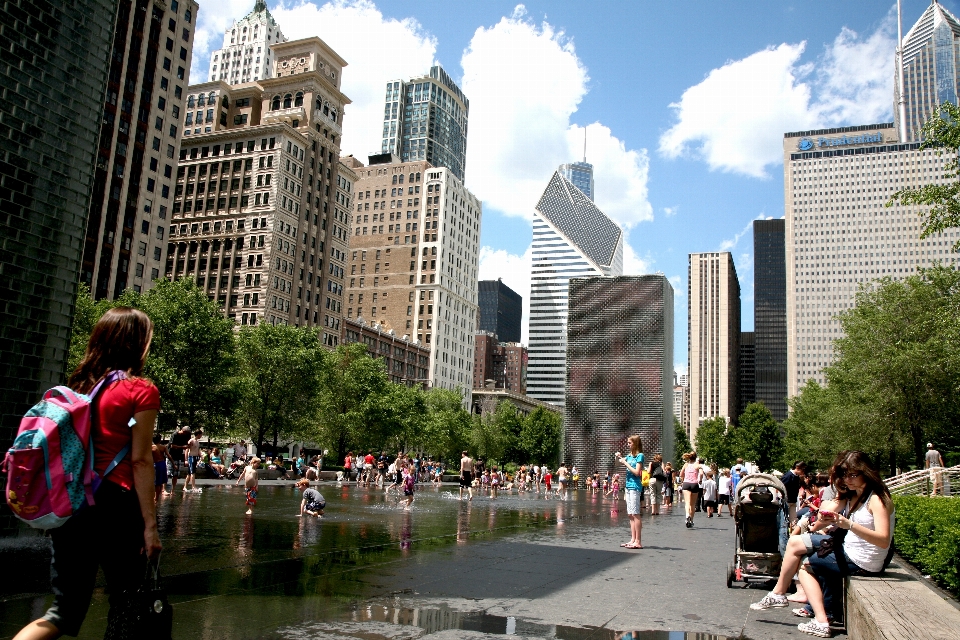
888, 101, 960, 251
694, 416, 732, 467
518, 406, 562, 465
729, 402, 784, 472
673, 417, 692, 464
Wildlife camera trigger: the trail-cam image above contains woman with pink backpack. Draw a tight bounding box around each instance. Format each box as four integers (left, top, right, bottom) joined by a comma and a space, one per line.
14, 307, 162, 640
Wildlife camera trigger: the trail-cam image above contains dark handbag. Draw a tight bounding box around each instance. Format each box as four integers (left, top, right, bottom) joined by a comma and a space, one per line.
104, 555, 173, 640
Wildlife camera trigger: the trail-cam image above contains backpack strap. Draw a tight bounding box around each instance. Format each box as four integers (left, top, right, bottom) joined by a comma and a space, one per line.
84, 370, 133, 503
102, 444, 131, 478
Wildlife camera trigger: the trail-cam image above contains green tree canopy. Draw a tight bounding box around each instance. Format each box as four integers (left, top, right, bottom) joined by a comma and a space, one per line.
673, 417, 692, 465
419, 387, 471, 463
694, 416, 733, 467
518, 406, 562, 465
730, 402, 784, 472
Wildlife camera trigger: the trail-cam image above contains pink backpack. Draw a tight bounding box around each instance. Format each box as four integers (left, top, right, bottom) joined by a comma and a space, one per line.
4, 372, 127, 529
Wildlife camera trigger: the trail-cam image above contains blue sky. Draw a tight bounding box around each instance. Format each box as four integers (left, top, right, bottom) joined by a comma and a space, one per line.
189, 1, 949, 371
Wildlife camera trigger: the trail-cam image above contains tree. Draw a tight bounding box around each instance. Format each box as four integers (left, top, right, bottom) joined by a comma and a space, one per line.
492, 400, 524, 463
730, 402, 784, 472
888, 101, 960, 251
420, 387, 471, 463
470, 409, 513, 464
68, 284, 116, 375
518, 406, 562, 465
694, 416, 733, 467
315, 342, 391, 463
235, 323, 326, 454
673, 417, 692, 464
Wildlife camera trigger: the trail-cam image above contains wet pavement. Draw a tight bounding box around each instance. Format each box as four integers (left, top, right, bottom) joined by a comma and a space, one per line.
0, 482, 833, 639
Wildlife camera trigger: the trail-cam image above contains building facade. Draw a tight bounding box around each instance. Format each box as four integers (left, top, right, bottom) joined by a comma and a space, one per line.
168, 37, 352, 346
559, 161, 595, 201
783, 123, 958, 395
0, 0, 117, 471
895, 1, 960, 142
753, 218, 788, 421
343, 317, 430, 386
208, 0, 286, 84
672, 385, 685, 427
687, 252, 741, 441
738, 331, 755, 417
473, 332, 527, 394
345, 158, 482, 396
565, 275, 674, 475
380, 66, 469, 182
477, 278, 522, 344
80, 0, 198, 299
528, 171, 624, 406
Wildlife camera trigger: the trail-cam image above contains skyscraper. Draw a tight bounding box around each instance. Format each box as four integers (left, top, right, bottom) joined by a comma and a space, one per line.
168, 37, 352, 345
753, 218, 787, 421
528, 171, 624, 406
81, 0, 199, 299
783, 123, 958, 395
895, 1, 960, 142
208, 0, 286, 84
473, 332, 527, 394
738, 331, 755, 416
345, 158, 482, 397
0, 0, 117, 465
381, 66, 469, 181
687, 252, 740, 442
559, 161, 595, 201
477, 279, 522, 344
565, 275, 674, 474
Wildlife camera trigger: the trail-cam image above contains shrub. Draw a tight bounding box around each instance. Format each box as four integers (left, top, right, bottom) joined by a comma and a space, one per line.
892, 495, 960, 595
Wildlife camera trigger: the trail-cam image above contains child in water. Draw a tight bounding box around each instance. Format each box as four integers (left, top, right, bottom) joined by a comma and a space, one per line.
237, 456, 260, 515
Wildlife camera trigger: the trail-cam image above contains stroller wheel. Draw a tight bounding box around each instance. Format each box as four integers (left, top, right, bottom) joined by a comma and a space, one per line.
726, 562, 735, 588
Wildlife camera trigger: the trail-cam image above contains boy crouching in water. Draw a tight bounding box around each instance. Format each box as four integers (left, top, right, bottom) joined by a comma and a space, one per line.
296, 478, 325, 517
237, 456, 260, 515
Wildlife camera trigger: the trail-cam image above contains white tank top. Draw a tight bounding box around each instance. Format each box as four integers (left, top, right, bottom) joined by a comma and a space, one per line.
842, 496, 894, 573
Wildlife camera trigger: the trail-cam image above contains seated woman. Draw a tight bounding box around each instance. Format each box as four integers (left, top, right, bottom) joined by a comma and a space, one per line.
208, 447, 226, 477
750, 451, 894, 638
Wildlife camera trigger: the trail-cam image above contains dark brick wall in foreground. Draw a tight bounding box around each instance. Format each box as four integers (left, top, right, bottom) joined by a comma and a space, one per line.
0, 0, 117, 534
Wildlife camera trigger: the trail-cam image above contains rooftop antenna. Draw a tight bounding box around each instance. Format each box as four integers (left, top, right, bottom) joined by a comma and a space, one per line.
583, 127, 587, 163
897, 0, 907, 142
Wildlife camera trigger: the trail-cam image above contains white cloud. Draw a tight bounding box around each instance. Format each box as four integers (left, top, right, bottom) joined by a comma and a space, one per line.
659, 16, 895, 178
462, 7, 652, 229
669, 274, 683, 295
663, 206, 679, 217
191, 1, 437, 159
478, 245, 532, 343
622, 239, 651, 275
719, 217, 758, 252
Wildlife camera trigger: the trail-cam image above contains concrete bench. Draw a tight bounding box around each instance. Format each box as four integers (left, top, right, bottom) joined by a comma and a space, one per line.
846, 557, 960, 640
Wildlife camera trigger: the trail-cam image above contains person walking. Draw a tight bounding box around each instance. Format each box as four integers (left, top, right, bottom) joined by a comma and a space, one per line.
703, 470, 718, 518
925, 443, 945, 496
782, 461, 808, 524
647, 454, 665, 515
237, 457, 260, 515
718, 468, 733, 517
168, 425, 190, 492
680, 452, 703, 528
183, 428, 203, 493
616, 435, 645, 549
459, 451, 475, 501
13, 308, 161, 640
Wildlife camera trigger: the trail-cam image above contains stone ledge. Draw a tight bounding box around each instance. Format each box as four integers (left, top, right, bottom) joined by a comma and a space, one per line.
847, 557, 960, 640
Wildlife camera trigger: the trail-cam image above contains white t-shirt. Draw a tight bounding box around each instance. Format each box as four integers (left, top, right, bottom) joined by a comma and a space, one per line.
718, 476, 732, 495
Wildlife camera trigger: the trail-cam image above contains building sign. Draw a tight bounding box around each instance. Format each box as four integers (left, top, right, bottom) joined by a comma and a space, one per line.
797, 132, 884, 151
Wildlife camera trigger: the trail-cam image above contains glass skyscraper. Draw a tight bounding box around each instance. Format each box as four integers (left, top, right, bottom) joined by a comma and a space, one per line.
559, 161, 595, 201
753, 219, 787, 422
528, 171, 623, 406
381, 66, 469, 181
895, 1, 960, 142
478, 279, 522, 344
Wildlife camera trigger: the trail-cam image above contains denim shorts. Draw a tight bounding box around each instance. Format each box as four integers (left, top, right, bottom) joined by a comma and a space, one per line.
188, 455, 199, 474
800, 533, 865, 577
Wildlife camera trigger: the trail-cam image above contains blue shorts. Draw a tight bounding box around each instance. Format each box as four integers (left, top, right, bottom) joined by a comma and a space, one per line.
154, 460, 168, 486
305, 500, 325, 513
188, 455, 199, 475
801, 533, 866, 577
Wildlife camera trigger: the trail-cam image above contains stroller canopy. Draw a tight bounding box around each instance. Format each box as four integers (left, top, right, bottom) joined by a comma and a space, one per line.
737, 473, 787, 503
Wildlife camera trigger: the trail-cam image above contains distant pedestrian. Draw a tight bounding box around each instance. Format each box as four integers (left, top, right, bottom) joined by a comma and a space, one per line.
663, 462, 675, 507
925, 443, 945, 496
731, 458, 744, 493
718, 468, 733, 516
238, 457, 261, 515
184, 428, 203, 493
647, 454, 665, 515
168, 425, 190, 491
703, 470, 718, 517
781, 461, 808, 524
152, 435, 169, 502
680, 452, 703, 528
616, 434, 645, 549
459, 451, 475, 501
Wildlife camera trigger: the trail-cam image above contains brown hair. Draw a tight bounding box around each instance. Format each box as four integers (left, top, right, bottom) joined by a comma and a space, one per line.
829, 450, 892, 509
653, 453, 663, 463
295, 478, 310, 488
682, 451, 696, 462
627, 435, 642, 456
69, 307, 153, 394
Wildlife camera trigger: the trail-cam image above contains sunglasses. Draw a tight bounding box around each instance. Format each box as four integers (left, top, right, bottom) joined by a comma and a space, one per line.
842, 472, 862, 480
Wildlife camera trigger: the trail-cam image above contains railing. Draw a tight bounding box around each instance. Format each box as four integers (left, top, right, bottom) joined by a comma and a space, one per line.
886, 465, 959, 496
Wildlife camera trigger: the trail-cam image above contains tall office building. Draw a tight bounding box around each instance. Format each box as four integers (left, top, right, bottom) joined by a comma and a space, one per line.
209, 0, 287, 84
528, 171, 624, 406
687, 252, 741, 442
168, 37, 352, 346
895, 1, 960, 142
380, 66, 469, 181
565, 275, 674, 474
477, 279, 522, 344
81, 0, 199, 299
738, 331, 755, 416
0, 0, 117, 472
783, 123, 958, 395
559, 161, 595, 201
345, 157, 482, 396
753, 218, 788, 421
673, 385, 685, 426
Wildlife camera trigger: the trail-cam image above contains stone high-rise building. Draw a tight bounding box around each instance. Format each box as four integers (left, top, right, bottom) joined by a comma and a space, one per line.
168, 37, 352, 345
473, 332, 527, 394
381, 66, 469, 181
81, 0, 199, 299
565, 275, 674, 474
208, 0, 287, 84
345, 156, 482, 396
687, 252, 741, 442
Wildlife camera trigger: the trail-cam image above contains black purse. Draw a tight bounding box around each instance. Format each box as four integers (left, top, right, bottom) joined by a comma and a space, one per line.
104, 555, 173, 640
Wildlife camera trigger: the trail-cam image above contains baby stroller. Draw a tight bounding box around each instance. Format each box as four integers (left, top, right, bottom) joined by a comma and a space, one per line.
727, 473, 789, 588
